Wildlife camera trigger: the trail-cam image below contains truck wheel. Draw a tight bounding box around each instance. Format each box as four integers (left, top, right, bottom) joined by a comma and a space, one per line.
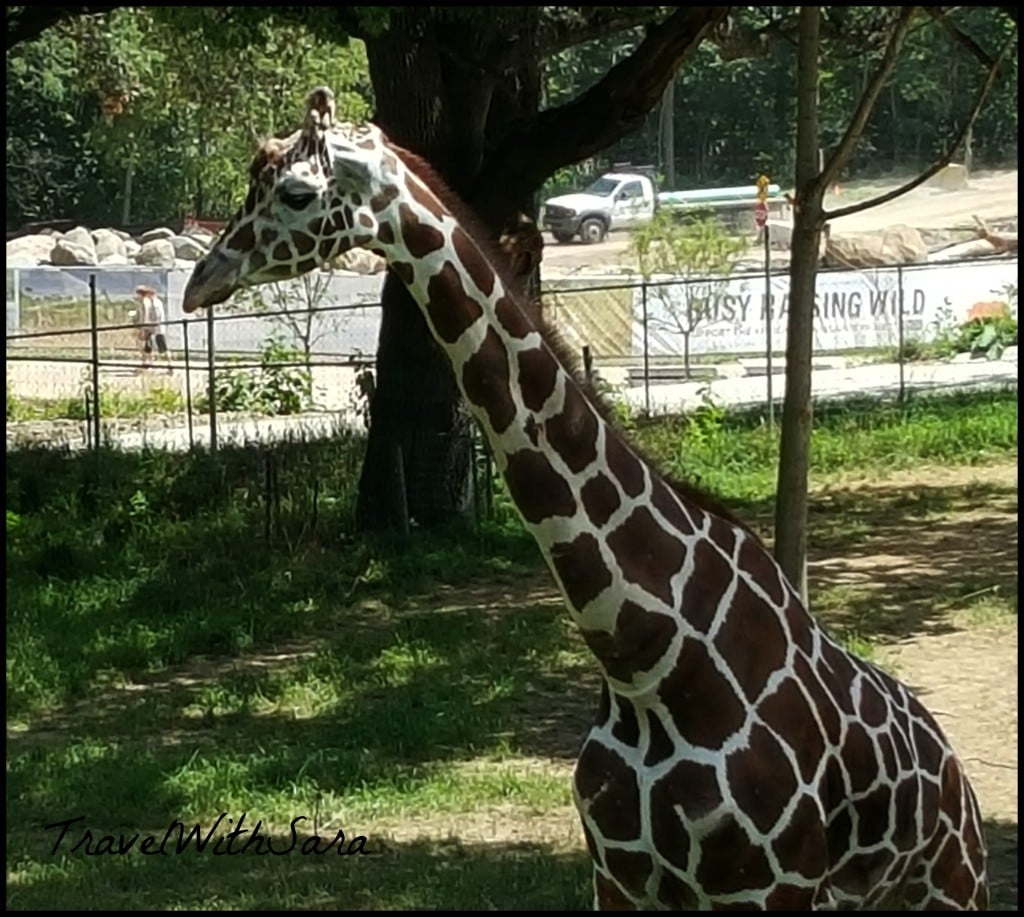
552, 231, 575, 244
579, 217, 606, 244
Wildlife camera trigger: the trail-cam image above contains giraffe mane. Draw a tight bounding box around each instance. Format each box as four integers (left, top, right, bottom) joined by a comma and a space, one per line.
384, 138, 763, 545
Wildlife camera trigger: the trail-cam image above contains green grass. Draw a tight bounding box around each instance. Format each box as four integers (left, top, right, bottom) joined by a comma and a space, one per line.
7, 385, 187, 422
6, 388, 1019, 909
626, 388, 1018, 504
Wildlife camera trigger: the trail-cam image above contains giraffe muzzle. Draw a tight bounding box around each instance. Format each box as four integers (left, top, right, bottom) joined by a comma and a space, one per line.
182, 249, 242, 313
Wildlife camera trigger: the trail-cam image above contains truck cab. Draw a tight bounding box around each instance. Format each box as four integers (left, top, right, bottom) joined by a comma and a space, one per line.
542, 172, 656, 244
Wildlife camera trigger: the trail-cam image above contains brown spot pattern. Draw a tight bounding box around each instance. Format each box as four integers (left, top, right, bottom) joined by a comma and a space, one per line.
318, 239, 337, 261
649, 478, 695, 536
843, 722, 877, 795
294, 232, 315, 256
369, 185, 400, 213
551, 533, 612, 611
757, 677, 826, 784
911, 720, 944, 775
857, 678, 889, 728
817, 643, 859, 715
378, 222, 395, 246
606, 507, 685, 606
611, 697, 640, 747
425, 262, 484, 345
249, 251, 267, 272
606, 435, 645, 498
390, 261, 414, 287
656, 871, 700, 908
460, 327, 515, 434
659, 639, 746, 750
713, 578, 788, 703
644, 710, 674, 766
726, 723, 798, 834
450, 226, 495, 297
399, 204, 446, 258
495, 296, 533, 339
575, 741, 641, 841
584, 601, 678, 683
769, 793, 827, 877
594, 872, 634, 909
272, 241, 292, 263
504, 449, 576, 525
793, 654, 841, 741
696, 816, 774, 894
737, 535, 786, 606
580, 472, 620, 527
680, 539, 733, 633
785, 599, 815, 655
546, 383, 598, 474
856, 784, 892, 847
227, 222, 255, 253
603, 849, 653, 901
407, 176, 447, 220
517, 347, 559, 412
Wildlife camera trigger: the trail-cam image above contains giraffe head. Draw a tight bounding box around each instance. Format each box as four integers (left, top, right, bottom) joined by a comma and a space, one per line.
183, 86, 401, 313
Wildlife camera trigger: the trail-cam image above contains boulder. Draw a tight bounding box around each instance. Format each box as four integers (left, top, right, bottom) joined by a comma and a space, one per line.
6, 253, 41, 268
170, 234, 208, 261
334, 249, 386, 274
92, 228, 127, 261
182, 226, 218, 247
124, 239, 142, 259
823, 224, 927, 268
139, 226, 175, 244
927, 163, 969, 191
6, 233, 57, 264
49, 239, 98, 266
98, 252, 131, 266
134, 238, 176, 267
62, 225, 97, 253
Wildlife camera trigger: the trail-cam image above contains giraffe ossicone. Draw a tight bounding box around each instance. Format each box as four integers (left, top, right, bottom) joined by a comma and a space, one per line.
183, 86, 989, 910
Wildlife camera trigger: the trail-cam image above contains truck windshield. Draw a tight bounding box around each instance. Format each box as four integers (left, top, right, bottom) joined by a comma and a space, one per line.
584, 177, 619, 196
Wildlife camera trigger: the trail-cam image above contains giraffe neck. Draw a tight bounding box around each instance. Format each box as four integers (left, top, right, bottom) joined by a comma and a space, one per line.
363, 157, 790, 697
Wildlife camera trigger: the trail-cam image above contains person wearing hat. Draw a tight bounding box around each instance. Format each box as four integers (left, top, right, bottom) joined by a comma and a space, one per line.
135, 284, 172, 373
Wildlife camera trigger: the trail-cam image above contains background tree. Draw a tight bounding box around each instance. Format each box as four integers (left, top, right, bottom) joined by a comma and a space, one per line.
629, 211, 746, 378
773, 6, 1014, 602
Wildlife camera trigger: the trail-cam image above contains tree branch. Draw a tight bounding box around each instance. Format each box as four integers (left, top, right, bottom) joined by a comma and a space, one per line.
534, 7, 672, 59
472, 6, 728, 214
824, 34, 1014, 222
6, 4, 122, 50
923, 6, 999, 70
817, 7, 919, 194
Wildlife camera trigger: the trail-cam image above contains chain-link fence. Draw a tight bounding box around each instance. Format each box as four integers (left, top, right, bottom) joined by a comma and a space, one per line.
6, 255, 1018, 454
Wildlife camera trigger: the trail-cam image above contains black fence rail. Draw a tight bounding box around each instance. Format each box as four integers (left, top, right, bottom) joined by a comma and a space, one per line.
6, 256, 1018, 454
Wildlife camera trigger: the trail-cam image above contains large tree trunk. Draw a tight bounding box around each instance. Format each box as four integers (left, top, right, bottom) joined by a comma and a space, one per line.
358, 8, 539, 531
773, 7, 827, 605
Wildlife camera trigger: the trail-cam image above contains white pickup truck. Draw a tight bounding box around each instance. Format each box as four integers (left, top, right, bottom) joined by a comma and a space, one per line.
542, 172, 789, 244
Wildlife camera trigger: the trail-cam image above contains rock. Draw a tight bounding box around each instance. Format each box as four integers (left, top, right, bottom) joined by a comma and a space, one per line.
62, 225, 95, 248
1002, 345, 1017, 363
92, 228, 127, 261
334, 249, 386, 274
6, 233, 57, 264
927, 163, 969, 191
134, 238, 176, 267
139, 226, 175, 244
823, 224, 927, 268
124, 239, 141, 258
182, 226, 218, 247
6, 253, 41, 268
98, 253, 131, 266
112, 229, 133, 241
170, 234, 208, 261
49, 239, 98, 266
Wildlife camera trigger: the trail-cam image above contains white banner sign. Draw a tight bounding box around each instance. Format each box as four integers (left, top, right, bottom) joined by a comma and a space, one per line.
633, 258, 1018, 356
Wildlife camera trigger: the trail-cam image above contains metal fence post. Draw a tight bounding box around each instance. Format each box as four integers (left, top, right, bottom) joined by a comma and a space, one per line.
182, 317, 194, 449
207, 305, 217, 451
641, 280, 651, 415
89, 274, 101, 450
897, 265, 905, 402
764, 224, 774, 428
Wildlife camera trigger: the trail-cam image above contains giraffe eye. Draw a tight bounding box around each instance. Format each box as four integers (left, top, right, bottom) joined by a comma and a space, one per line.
278, 186, 318, 209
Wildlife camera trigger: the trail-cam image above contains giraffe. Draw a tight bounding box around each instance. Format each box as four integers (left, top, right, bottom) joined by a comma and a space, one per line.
183, 88, 989, 910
